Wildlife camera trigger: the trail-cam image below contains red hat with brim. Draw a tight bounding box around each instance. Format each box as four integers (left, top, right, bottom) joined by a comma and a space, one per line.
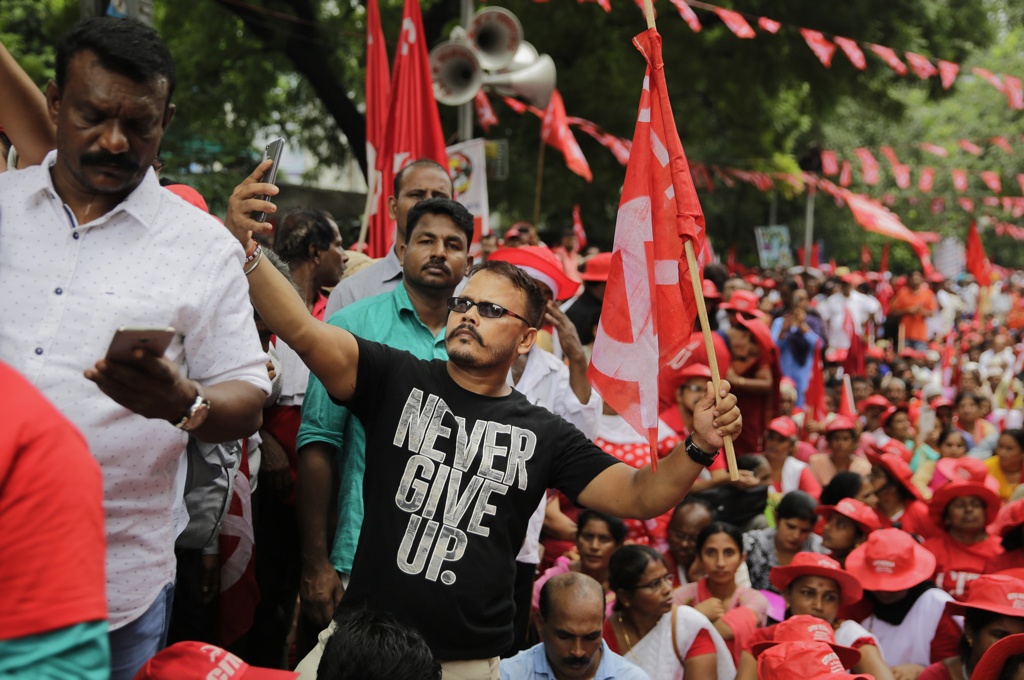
928, 480, 1001, 528
752, 616, 861, 668
579, 252, 613, 282
817, 498, 882, 535
770, 553, 864, 605
845, 528, 936, 592
488, 246, 581, 301
991, 499, 1024, 539
858, 395, 892, 412
719, 289, 762, 315
930, 397, 955, 410
879, 404, 909, 430
935, 457, 1001, 495
766, 416, 799, 439
702, 279, 721, 300
971, 632, 1024, 680
133, 642, 298, 680
865, 450, 924, 501
757, 641, 870, 680
825, 416, 858, 434
944, 574, 1024, 619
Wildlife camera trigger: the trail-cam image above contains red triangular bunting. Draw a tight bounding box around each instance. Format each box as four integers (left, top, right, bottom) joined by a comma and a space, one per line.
905, 52, 938, 79
800, 29, 836, 68
833, 36, 867, 70
937, 60, 959, 89
870, 44, 908, 76
757, 16, 781, 34
713, 8, 755, 38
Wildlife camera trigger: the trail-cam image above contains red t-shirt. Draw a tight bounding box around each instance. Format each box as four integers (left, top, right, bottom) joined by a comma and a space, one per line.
923, 532, 1005, 600
875, 500, 938, 541
0, 362, 107, 639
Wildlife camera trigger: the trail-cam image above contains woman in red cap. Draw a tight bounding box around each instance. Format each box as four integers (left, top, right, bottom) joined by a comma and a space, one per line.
809, 416, 872, 488
751, 616, 869, 680
918, 574, 1024, 680
846, 529, 963, 671
818, 498, 881, 567
763, 416, 823, 498
923, 479, 1003, 600
735, 553, 892, 680
987, 499, 1024, 573
868, 449, 937, 540
986, 429, 1024, 503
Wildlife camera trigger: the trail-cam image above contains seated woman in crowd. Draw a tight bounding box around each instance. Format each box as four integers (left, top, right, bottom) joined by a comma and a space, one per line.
868, 449, 936, 540
956, 391, 997, 447
911, 428, 969, 494
820, 471, 879, 510
532, 509, 626, 613
918, 573, 1024, 680
605, 545, 735, 679
985, 429, 1024, 502
876, 404, 914, 464
734, 552, 892, 680
673, 523, 769, 664
845, 529, 962, 672
817, 498, 880, 567
987, 498, 1024, 573
809, 416, 872, 487
923, 479, 1003, 600
744, 491, 826, 592
761, 417, 822, 498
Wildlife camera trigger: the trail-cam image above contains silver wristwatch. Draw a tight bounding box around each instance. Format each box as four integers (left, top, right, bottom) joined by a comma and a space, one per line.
174, 385, 211, 431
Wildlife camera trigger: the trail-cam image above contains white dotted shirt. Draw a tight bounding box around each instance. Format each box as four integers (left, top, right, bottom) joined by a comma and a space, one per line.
0, 151, 270, 629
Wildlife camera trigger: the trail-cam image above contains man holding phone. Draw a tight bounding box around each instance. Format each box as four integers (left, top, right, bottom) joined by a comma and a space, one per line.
0, 18, 269, 679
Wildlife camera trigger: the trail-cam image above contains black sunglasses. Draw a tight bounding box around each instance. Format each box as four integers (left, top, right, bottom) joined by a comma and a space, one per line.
447, 297, 532, 326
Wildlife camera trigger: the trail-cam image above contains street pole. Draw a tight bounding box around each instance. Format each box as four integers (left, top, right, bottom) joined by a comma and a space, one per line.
804, 184, 816, 268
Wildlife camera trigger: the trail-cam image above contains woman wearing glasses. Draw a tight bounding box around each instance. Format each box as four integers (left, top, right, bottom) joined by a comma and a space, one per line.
604, 545, 735, 679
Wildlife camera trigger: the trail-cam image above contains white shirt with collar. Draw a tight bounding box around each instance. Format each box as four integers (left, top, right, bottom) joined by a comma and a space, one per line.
0, 151, 270, 629
323, 246, 402, 319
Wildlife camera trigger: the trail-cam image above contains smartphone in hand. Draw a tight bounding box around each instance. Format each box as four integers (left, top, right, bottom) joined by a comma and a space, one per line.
250, 137, 285, 223
106, 326, 176, 363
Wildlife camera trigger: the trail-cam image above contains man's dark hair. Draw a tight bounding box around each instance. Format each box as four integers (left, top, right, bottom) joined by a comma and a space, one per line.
273, 208, 336, 265
577, 509, 628, 545
466, 260, 546, 328
776, 490, 818, 523
404, 198, 475, 246
820, 472, 866, 507
319, 608, 439, 680
538, 572, 605, 621
56, 17, 176, 103
393, 159, 452, 198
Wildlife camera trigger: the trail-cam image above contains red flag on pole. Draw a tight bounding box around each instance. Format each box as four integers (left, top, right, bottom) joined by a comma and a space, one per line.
839, 374, 855, 418
966, 221, 991, 284
937, 60, 959, 89
800, 29, 836, 68
361, 0, 390, 248
918, 167, 935, 193
367, 0, 448, 258
713, 8, 755, 38
757, 16, 781, 34
981, 171, 1003, 193
869, 44, 908, 75
905, 52, 938, 79
572, 203, 588, 249
474, 91, 499, 132
834, 36, 867, 70
588, 28, 706, 467
542, 90, 593, 182
668, 0, 702, 32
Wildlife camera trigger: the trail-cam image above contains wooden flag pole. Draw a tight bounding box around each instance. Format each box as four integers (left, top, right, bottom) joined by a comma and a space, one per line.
642, 0, 738, 480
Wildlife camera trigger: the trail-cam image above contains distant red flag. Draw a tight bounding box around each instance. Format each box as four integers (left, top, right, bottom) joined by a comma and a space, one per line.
919, 167, 935, 193
861, 244, 871, 268
842, 191, 934, 275
834, 36, 867, 70
803, 340, 828, 434
959, 139, 983, 155
920, 142, 949, 158
957, 197, 975, 213
713, 8, 755, 38
542, 90, 593, 182
905, 52, 938, 79
800, 29, 836, 68
820, 150, 839, 176
870, 44, 908, 75
981, 171, 1002, 193
572, 203, 588, 248
937, 60, 959, 89
474, 91, 499, 132
757, 16, 781, 34
991, 137, 1014, 154
854, 147, 880, 185
669, 0, 702, 32
973, 67, 1006, 93
570, 118, 632, 165
952, 169, 969, 192
1005, 75, 1024, 110
588, 28, 707, 466
362, 0, 390, 241
893, 164, 911, 189
966, 221, 991, 284
839, 160, 852, 187
368, 0, 448, 258
880, 146, 899, 167
839, 374, 856, 418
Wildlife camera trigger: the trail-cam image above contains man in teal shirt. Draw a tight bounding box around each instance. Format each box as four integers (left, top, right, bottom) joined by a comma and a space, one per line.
296, 198, 474, 630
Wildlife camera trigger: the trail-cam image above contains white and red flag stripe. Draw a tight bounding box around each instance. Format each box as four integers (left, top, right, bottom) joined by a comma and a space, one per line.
588, 28, 706, 469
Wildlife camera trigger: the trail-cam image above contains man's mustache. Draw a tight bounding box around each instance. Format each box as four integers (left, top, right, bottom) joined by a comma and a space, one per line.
447, 323, 483, 344
423, 258, 450, 274
81, 151, 138, 170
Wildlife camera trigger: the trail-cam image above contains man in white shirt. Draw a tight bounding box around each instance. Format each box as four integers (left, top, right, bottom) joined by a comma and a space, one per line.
0, 18, 269, 679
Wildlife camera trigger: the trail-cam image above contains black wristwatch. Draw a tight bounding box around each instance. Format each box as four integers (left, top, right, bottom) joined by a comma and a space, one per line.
684, 434, 719, 467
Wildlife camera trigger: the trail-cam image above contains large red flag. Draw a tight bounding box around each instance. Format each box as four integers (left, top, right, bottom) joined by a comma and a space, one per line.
966, 221, 990, 284
542, 90, 593, 182
367, 0, 448, 258
588, 28, 706, 466
362, 0, 390, 243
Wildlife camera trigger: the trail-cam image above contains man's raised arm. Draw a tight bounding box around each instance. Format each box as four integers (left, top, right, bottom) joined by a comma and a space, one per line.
576, 380, 742, 519
225, 161, 359, 403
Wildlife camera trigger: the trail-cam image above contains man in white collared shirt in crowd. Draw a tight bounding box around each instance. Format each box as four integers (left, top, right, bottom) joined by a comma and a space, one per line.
0, 17, 269, 680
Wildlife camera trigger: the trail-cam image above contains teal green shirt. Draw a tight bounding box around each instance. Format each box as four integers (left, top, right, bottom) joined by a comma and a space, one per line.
0, 621, 109, 679
297, 283, 447, 574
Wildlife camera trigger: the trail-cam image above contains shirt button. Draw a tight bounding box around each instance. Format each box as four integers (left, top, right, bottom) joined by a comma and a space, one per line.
35, 347, 44, 355
55, 288, 63, 295
73, 232, 80, 240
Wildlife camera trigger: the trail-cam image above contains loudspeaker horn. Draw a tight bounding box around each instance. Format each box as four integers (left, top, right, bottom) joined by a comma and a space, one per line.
430, 39, 483, 106
483, 42, 556, 109
468, 7, 522, 71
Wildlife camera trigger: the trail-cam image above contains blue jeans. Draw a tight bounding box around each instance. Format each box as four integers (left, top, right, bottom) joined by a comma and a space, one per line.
108, 582, 175, 680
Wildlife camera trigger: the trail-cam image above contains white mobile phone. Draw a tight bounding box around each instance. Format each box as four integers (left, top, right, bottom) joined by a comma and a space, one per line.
106, 326, 176, 362
250, 137, 285, 223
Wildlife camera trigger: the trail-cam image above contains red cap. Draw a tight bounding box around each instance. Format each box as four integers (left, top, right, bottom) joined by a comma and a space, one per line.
503, 226, 521, 240
132, 642, 299, 680
757, 641, 871, 679
702, 279, 721, 300
857, 395, 892, 412
991, 499, 1024, 538
945, 574, 1024, 619
488, 246, 581, 300
865, 450, 923, 501
720, 289, 761, 314
972, 633, 1024, 680
817, 498, 882, 535
766, 416, 799, 439
864, 345, 885, 360
752, 616, 861, 669
579, 252, 613, 282
841, 273, 865, 287
879, 404, 909, 429
825, 416, 858, 434
935, 457, 1000, 494
928, 480, 1001, 528
930, 397, 955, 410
769, 553, 863, 605
845, 528, 936, 592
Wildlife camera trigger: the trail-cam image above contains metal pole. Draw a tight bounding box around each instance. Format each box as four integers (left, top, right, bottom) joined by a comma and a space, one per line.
804, 184, 816, 267
458, 0, 474, 141
769, 190, 777, 226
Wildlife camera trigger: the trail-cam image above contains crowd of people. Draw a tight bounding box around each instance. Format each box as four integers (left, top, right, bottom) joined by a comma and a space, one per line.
3, 14, 1024, 680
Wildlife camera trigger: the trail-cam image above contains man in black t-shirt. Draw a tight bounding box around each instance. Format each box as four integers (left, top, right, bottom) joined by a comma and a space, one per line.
226, 185, 743, 677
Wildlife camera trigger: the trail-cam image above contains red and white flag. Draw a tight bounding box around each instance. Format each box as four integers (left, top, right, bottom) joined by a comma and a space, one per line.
959, 139, 983, 155
854, 147, 880, 185
820, 150, 839, 176
474, 91, 499, 132
952, 169, 969, 192
217, 450, 258, 646
981, 171, 1002, 193
572, 203, 588, 248
542, 90, 593, 182
842, 191, 933, 275
713, 8, 755, 38
589, 28, 707, 467
363, 0, 390, 242
937, 60, 959, 89
869, 44, 907, 76
757, 16, 781, 34
1004, 75, 1024, 110
669, 0, 702, 32
918, 167, 935, 193
905, 52, 938, 79
966, 221, 991, 285
367, 0, 448, 258
834, 36, 867, 70
800, 29, 836, 68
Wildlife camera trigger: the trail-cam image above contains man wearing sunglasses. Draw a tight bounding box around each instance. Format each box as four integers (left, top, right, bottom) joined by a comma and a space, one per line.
226, 180, 742, 679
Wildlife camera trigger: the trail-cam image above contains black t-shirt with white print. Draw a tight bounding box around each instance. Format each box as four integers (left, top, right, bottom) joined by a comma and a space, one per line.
338, 338, 619, 660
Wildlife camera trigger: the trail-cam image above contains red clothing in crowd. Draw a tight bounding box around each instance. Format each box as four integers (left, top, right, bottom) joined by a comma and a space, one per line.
987, 549, 1024, 573
918, 662, 954, 680
876, 500, 938, 541
923, 532, 1004, 600
890, 285, 937, 343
